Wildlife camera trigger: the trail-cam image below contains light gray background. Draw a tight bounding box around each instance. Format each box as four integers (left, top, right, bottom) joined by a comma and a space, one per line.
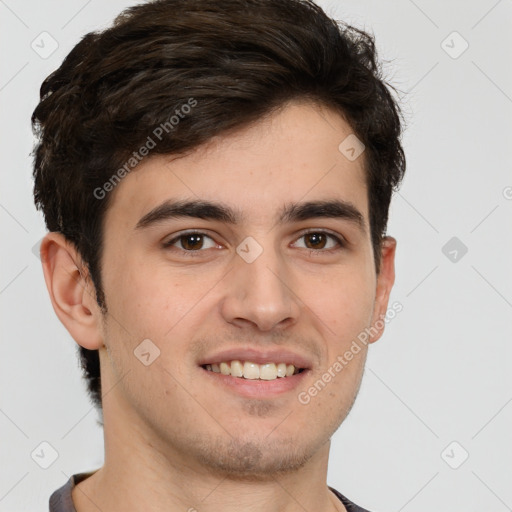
1, 1, 511, 511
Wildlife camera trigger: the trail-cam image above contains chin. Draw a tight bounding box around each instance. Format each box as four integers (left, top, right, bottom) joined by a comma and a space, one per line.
185, 431, 327, 481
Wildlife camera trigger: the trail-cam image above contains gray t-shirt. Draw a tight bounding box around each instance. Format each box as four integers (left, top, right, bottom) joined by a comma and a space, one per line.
49, 472, 372, 512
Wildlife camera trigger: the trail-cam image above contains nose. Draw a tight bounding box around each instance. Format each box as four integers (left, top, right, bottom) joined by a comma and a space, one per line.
219, 241, 301, 332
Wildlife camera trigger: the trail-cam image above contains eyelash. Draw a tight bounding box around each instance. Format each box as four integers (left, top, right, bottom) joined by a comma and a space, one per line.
162, 229, 345, 257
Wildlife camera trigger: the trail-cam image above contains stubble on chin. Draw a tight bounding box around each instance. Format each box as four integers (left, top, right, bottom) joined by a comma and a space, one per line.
186, 434, 320, 481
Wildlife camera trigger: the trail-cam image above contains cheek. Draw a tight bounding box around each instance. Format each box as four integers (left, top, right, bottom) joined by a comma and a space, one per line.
104, 256, 199, 336
307, 267, 376, 338
100, 266, 197, 398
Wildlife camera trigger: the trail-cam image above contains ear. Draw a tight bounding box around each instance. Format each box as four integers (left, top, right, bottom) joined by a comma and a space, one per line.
40, 232, 104, 350
368, 236, 397, 344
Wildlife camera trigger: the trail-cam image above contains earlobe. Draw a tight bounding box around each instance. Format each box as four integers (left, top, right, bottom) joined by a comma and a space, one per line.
368, 236, 397, 344
40, 232, 104, 350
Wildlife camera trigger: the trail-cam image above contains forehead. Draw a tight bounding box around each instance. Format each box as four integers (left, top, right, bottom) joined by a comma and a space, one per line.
105, 100, 369, 232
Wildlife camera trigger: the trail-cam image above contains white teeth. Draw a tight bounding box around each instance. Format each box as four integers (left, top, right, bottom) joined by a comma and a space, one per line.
204, 360, 303, 380
259, 363, 277, 380
230, 360, 243, 377
220, 362, 231, 375
243, 361, 260, 379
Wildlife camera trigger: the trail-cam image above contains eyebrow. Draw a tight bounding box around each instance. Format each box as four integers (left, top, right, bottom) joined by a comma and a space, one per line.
135, 198, 366, 234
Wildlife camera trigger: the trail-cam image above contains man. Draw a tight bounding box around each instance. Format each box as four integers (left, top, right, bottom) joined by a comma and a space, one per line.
32, 0, 406, 510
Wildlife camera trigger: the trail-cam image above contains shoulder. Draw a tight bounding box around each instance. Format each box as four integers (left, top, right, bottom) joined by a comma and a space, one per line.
49, 471, 97, 512
329, 486, 374, 512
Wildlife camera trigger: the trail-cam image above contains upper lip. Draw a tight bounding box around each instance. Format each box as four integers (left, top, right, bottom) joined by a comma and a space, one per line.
198, 348, 313, 369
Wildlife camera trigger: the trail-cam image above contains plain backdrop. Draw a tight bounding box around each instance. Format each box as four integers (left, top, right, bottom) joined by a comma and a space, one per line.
1, 0, 511, 510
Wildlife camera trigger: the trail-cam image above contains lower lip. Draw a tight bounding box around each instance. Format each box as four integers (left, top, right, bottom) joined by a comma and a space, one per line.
200, 367, 310, 398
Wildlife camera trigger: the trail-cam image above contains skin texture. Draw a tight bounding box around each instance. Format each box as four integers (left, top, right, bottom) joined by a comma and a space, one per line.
41, 100, 396, 512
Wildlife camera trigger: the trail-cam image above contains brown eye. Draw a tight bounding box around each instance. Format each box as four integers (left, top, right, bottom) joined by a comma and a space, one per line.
163, 232, 217, 252
292, 231, 344, 252
180, 234, 205, 250
304, 233, 328, 249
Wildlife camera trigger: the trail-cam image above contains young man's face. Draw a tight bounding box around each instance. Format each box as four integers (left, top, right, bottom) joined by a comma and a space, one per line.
79, 100, 395, 477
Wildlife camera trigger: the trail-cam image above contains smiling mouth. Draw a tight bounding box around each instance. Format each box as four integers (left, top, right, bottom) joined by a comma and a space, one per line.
201, 360, 306, 380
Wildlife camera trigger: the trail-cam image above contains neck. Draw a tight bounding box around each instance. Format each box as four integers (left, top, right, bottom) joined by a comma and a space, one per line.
73, 400, 345, 512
